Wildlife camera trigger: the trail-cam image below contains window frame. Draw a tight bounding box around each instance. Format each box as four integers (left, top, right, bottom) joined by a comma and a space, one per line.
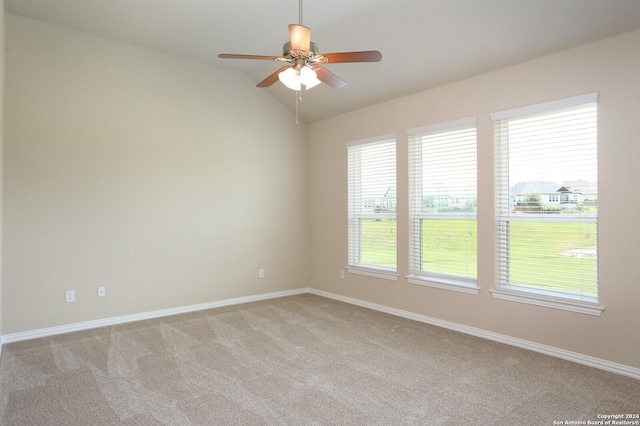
346, 135, 398, 281
491, 93, 603, 315
406, 117, 479, 294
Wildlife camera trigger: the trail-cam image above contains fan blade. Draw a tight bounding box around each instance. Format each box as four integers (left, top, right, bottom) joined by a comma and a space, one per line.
315, 66, 347, 89
289, 24, 311, 52
218, 54, 281, 61
322, 51, 382, 63
257, 66, 292, 88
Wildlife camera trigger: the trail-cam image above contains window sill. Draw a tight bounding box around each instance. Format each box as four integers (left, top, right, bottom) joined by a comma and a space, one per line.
406, 274, 479, 295
490, 287, 604, 316
347, 266, 399, 281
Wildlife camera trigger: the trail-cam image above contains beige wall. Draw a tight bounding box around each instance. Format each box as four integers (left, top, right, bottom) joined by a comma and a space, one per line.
309, 29, 640, 369
2, 14, 309, 334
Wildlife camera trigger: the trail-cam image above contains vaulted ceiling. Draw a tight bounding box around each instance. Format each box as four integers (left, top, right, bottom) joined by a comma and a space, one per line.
6, 0, 640, 123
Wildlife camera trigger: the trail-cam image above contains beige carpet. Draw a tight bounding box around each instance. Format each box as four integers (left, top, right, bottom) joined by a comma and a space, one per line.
1, 294, 638, 425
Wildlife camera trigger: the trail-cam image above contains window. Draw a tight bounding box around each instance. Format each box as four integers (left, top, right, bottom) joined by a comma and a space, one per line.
492, 93, 602, 315
407, 118, 478, 293
347, 136, 397, 279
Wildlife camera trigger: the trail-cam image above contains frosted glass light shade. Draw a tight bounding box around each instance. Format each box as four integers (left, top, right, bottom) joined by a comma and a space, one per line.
278, 68, 302, 90
300, 66, 321, 89
278, 66, 320, 90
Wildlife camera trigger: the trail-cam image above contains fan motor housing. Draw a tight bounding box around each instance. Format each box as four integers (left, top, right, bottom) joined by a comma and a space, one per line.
283, 41, 319, 57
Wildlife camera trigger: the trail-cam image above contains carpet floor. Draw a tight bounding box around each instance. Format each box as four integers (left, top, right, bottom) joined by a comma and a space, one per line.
1, 294, 638, 425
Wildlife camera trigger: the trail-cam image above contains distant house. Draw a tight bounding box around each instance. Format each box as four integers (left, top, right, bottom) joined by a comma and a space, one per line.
509, 181, 595, 212
563, 179, 598, 205
555, 186, 581, 206
510, 181, 560, 205
423, 194, 454, 208
362, 187, 396, 213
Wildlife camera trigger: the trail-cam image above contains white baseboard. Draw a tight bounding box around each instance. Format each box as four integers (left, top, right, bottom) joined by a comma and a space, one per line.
308, 288, 640, 381
2, 287, 638, 381
1, 288, 308, 345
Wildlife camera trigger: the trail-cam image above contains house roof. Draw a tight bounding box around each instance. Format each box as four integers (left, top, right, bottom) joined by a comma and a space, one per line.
510, 181, 561, 196
563, 180, 598, 196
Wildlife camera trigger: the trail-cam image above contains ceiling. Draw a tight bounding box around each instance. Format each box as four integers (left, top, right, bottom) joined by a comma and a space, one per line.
6, 0, 640, 123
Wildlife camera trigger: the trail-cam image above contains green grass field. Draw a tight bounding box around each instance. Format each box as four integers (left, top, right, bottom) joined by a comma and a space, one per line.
360, 219, 396, 268
359, 218, 597, 297
421, 219, 477, 278
508, 220, 597, 297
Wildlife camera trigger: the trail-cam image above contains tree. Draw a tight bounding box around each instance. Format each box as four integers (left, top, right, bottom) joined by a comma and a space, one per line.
523, 192, 541, 207
463, 197, 477, 212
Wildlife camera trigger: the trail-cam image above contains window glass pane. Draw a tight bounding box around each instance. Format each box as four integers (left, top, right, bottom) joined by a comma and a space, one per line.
420, 218, 477, 278
508, 107, 597, 201
359, 143, 396, 214
359, 218, 397, 268
508, 221, 597, 297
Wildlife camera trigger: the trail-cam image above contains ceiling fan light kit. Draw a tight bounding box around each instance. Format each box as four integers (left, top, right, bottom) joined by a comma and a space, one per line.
278, 64, 321, 90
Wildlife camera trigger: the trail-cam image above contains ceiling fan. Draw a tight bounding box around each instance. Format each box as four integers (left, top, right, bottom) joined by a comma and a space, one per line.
217, 0, 382, 91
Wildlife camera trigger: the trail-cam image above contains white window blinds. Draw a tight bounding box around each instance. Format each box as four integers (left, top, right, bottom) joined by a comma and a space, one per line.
408, 119, 477, 290
492, 94, 598, 304
347, 137, 397, 274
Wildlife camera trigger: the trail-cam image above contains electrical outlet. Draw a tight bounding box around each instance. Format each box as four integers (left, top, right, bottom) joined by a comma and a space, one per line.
258, 269, 265, 278
340, 269, 345, 279
97, 286, 106, 298
66, 290, 75, 303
